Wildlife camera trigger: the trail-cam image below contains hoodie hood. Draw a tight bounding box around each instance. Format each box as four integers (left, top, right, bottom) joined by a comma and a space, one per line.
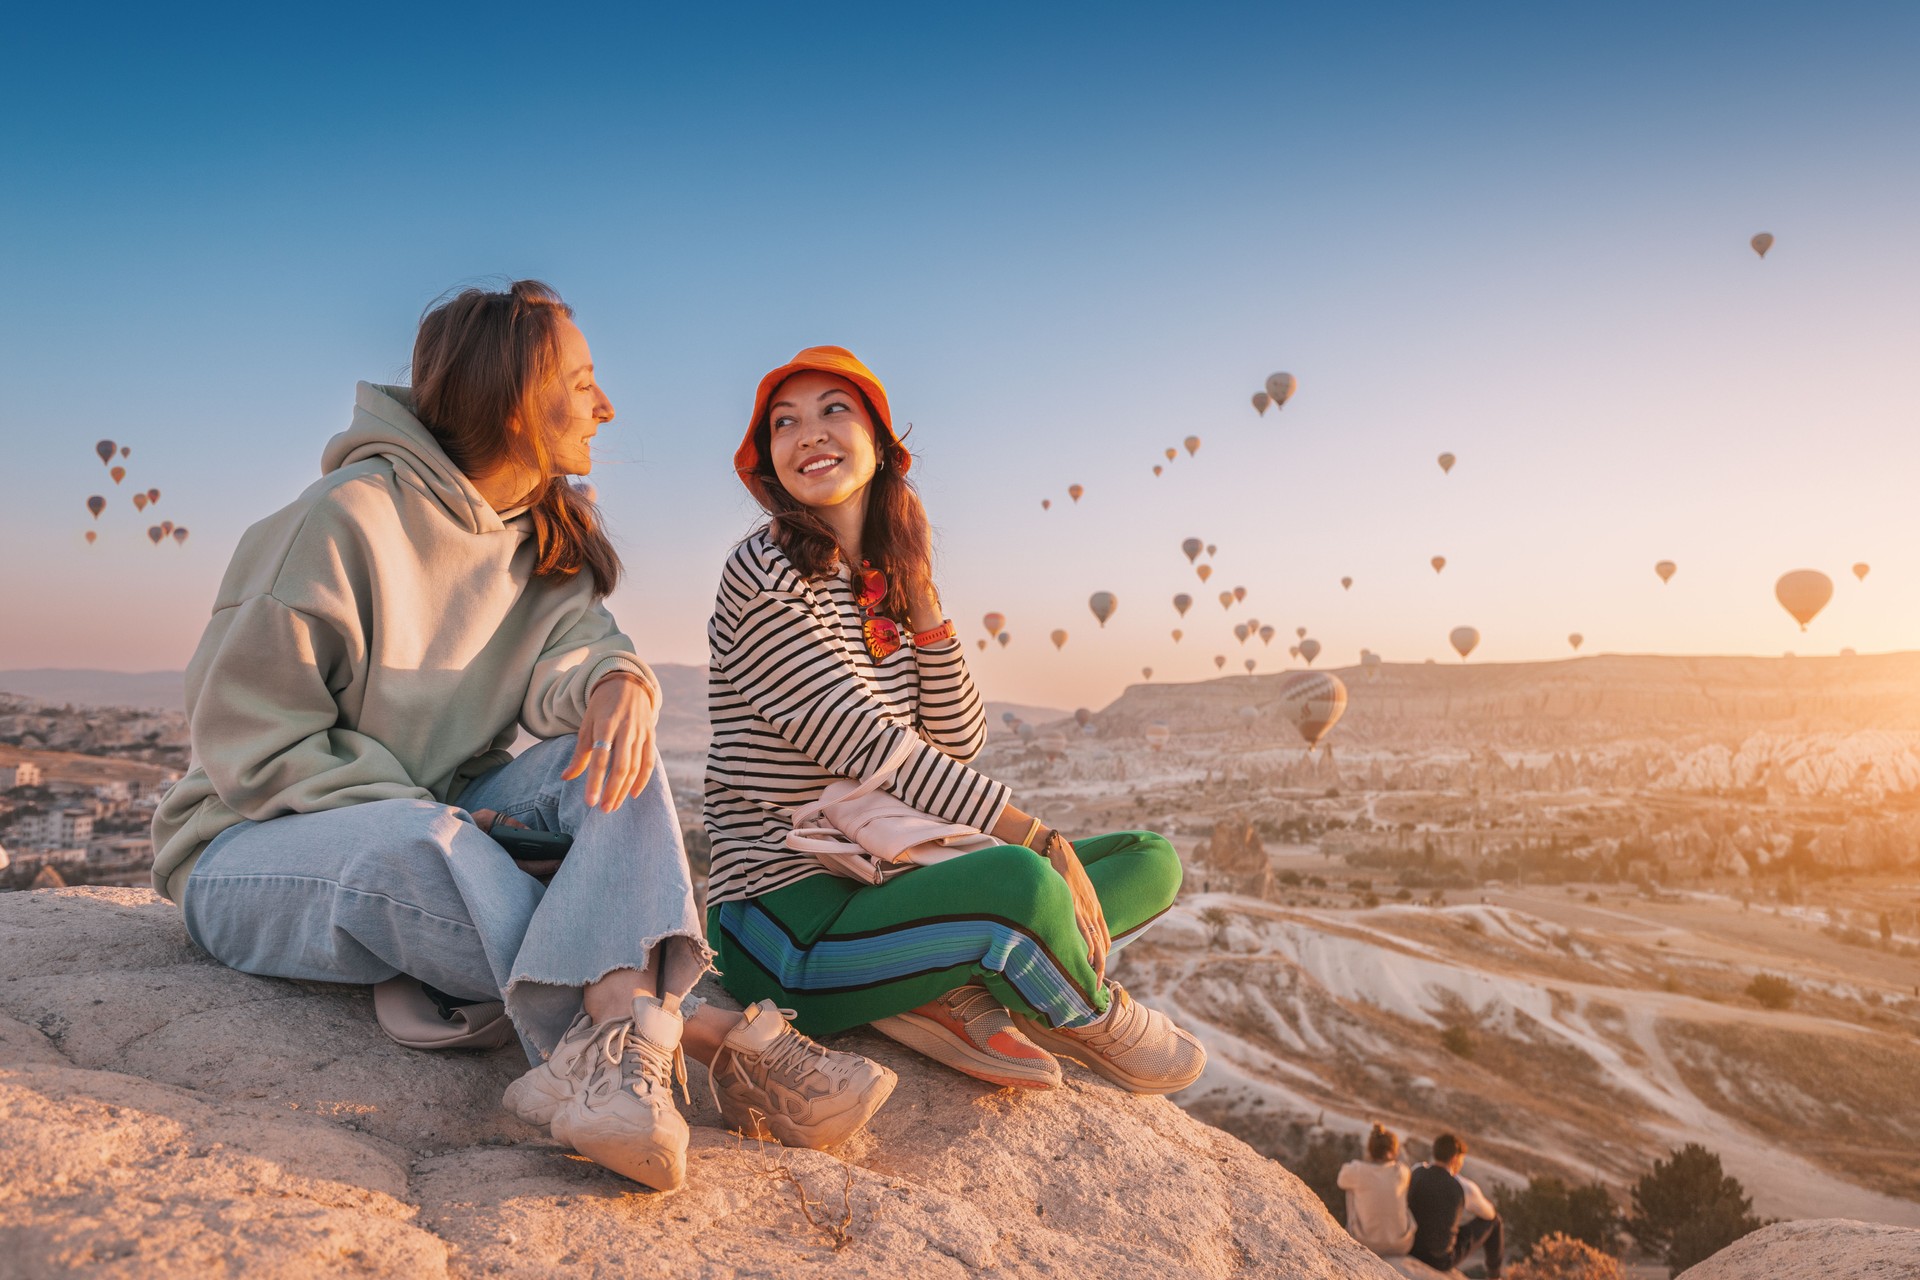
320, 382, 525, 533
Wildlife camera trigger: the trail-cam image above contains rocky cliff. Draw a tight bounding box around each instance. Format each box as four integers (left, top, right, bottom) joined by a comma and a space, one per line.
0, 887, 1395, 1279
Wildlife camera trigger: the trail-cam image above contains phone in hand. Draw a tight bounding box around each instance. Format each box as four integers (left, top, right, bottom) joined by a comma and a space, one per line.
490, 826, 574, 863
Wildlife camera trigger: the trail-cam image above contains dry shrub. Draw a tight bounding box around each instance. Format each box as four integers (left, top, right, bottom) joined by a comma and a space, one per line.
1507, 1233, 1623, 1280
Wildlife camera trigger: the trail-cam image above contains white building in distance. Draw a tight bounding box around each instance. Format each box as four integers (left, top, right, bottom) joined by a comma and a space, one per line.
1, 762, 44, 790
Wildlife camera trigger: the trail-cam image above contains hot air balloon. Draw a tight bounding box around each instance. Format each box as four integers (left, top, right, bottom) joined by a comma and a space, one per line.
1259, 625, 1275, 645
1568, 633, 1583, 651
1145, 723, 1171, 751
1252, 391, 1270, 415
147, 526, 164, 544
1296, 627, 1307, 639
1213, 655, 1226, 670
1153, 465, 1163, 476
160, 521, 174, 536
1074, 708, 1092, 727
1232, 586, 1247, 603
1775, 570, 1833, 630
133, 493, 148, 512
110, 466, 126, 485
1340, 577, 1352, 590
1196, 564, 1213, 583
1853, 563, 1870, 581
977, 639, 987, 651
1218, 591, 1234, 610
1233, 623, 1250, 644
1088, 592, 1117, 626
1238, 705, 1259, 727
1068, 485, 1084, 503
1042, 499, 1051, 510
997, 632, 1011, 649
983, 612, 1006, 637
1449, 626, 1480, 660
86, 495, 105, 519
171, 527, 189, 546
1431, 556, 1446, 574
1244, 659, 1256, 674
146, 488, 160, 505
1171, 629, 1183, 643
1205, 545, 1217, 558
120, 446, 130, 458
573, 480, 597, 504
1244, 617, 1260, 633
1141, 667, 1153, 680
1438, 453, 1455, 474
1051, 629, 1069, 650
1173, 593, 1193, 617
1183, 436, 1201, 457
1001, 711, 1017, 726
1181, 537, 1203, 563
1164, 447, 1177, 461
1265, 372, 1297, 409
1299, 638, 1322, 665
1655, 561, 1676, 584
1289, 645, 1300, 658
1279, 671, 1347, 749
1751, 232, 1773, 258
84, 530, 97, 545
1017, 723, 1035, 743
94, 440, 116, 465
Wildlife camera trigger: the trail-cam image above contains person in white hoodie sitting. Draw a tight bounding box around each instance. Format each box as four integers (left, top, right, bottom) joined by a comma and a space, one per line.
150, 280, 894, 1192
1338, 1122, 1418, 1257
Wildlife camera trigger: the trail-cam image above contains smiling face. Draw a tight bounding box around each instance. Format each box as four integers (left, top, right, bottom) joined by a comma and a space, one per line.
530, 317, 613, 476
765, 370, 880, 511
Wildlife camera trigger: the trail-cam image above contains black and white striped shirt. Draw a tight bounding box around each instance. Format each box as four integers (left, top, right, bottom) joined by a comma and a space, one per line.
703, 529, 1008, 905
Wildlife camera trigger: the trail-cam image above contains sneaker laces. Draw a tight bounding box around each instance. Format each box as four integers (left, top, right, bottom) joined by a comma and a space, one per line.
585, 1016, 690, 1107
705, 1006, 826, 1118
942, 984, 1013, 1040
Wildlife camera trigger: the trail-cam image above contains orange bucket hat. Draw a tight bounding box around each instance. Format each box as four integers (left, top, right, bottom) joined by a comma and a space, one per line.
734, 346, 909, 503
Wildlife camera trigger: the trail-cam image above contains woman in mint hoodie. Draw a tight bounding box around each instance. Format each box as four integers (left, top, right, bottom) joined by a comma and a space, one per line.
151, 282, 893, 1192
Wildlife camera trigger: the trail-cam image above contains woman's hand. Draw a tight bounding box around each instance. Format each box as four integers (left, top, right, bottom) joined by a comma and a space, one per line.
561, 673, 657, 813
1045, 831, 1111, 983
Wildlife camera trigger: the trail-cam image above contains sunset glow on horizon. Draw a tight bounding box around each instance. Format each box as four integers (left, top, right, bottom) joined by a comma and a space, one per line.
3, 5, 1917, 709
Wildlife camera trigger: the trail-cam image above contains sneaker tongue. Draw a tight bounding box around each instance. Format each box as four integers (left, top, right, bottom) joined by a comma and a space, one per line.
629, 996, 683, 1049
727, 1001, 790, 1055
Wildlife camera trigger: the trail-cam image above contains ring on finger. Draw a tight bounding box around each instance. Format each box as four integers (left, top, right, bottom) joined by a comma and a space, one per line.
591, 740, 613, 751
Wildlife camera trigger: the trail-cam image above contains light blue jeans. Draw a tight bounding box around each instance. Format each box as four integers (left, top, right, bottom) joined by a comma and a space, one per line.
182, 734, 709, 1064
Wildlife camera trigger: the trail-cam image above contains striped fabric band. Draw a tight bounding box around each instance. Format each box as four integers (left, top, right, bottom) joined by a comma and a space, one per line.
714, 899, 1105, 1029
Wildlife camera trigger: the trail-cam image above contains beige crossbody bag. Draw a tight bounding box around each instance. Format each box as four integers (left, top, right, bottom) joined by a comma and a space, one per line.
785, 736, 999, 885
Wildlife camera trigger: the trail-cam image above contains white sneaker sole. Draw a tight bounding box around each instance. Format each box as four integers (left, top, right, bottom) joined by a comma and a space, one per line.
871, 1012, 1062, 1089
502, 1061, 573, 1127
551, 1105, 689, 1193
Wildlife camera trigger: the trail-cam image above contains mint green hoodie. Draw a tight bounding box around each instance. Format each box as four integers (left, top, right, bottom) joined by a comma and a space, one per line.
149, 382, 656, 902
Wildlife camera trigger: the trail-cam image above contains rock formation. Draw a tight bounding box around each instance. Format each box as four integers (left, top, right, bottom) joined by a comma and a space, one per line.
1676, 1218, 1920, 1278
0, 887, 1395, 1278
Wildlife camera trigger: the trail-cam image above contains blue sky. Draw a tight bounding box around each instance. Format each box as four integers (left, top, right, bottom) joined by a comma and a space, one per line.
3, 2, 1917, 707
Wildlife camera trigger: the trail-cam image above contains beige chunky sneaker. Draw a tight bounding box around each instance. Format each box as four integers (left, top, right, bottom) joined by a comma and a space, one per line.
547, 996, 691, 1192
707, 1000, 897, 1149
1011, 981, 1206, 1095
502, 1010, 603, 1127
872, 984, 1063, 1089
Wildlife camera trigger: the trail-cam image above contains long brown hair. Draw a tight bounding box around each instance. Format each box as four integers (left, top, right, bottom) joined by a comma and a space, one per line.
1367, 1123, 1400, 1162
411, 280, 621, 597
750, 396, 931, 623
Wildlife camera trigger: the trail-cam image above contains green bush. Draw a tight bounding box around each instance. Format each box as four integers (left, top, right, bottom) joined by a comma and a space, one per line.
1745, 973, 1794, 1010
1627, 1144, 1763, 1274
1493, 1176, 1621, 1257
1507, 1233, 1623, 1280
1441, 1025, 1475, 1058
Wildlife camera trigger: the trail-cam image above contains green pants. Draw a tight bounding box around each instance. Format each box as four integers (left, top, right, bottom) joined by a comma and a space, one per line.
707, 831, 1181, 1037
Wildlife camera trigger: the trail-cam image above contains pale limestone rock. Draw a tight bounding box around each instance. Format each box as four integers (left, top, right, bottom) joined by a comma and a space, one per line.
1677, 1218, 1920, 1278
0, 887, 1395, 1279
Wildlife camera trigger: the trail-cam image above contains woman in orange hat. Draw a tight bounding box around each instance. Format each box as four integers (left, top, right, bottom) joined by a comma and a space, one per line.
704, 346, 1206, 1094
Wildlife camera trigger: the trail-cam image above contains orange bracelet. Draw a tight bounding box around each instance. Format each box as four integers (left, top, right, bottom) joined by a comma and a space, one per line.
911, 619, 957, 647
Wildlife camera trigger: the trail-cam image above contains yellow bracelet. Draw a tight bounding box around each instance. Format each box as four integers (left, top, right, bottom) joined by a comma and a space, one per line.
1020, 817, 1044, 850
